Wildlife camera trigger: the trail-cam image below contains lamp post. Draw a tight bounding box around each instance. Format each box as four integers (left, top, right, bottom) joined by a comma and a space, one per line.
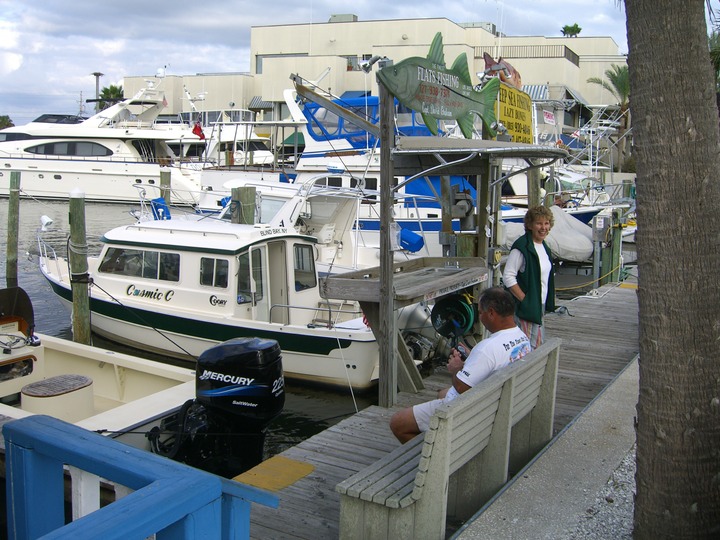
91, 72, 104, 113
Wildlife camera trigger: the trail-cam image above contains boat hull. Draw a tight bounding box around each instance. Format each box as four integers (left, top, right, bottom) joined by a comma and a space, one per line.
42, 269, 380, 391
0, 157, 201, 205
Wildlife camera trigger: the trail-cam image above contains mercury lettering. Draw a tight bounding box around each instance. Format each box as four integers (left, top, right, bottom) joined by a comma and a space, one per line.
198, 370, 255, 386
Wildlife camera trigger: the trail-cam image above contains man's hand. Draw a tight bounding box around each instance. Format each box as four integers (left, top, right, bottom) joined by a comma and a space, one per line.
447, 348, 465, 376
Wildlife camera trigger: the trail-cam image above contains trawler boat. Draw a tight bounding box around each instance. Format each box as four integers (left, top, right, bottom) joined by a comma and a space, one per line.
0, 85, 204, 205
38, 206, 438, 391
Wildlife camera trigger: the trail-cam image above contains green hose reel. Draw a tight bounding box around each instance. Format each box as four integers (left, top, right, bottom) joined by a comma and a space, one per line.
430, 294, 475, 340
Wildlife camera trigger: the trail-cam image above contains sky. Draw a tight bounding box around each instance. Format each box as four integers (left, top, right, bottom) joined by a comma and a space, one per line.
0, 1, 632, 125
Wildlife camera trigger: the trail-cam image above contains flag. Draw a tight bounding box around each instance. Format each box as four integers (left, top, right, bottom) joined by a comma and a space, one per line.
192, 121, 205, 140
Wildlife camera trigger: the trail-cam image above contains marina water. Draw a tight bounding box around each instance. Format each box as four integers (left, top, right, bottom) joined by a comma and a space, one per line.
0, 198, 376, 460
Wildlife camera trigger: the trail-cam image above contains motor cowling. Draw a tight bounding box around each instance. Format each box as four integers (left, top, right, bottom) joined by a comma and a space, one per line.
148, 337, 285, 477
196, 337, 285, 430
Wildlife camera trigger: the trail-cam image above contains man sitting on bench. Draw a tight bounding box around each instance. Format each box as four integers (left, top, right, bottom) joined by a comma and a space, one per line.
390, 287, 531, 443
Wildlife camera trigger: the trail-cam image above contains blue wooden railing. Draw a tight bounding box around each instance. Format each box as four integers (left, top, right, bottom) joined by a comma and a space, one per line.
3, 415, 278, 539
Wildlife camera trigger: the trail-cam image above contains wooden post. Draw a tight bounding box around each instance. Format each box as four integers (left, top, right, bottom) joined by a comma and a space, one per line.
69, 190, 92, 345
231, 187, 256, 225
527, 167, 541, 208
378, 77, 397, 408
440, 175, 454, 256
159, 170, 171, 203
476, 160, 490, 262
6, 172, 20, 289
600, 208, 623, 285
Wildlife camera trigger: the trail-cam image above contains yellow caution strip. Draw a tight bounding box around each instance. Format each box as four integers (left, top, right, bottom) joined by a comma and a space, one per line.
618, 282, 638, 289
234, 455, 315, 491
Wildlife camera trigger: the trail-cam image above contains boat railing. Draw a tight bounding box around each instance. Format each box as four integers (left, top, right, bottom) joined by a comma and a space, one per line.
37, 235, 67, 278
3, 414, 278, 539
269, 301, 363, 328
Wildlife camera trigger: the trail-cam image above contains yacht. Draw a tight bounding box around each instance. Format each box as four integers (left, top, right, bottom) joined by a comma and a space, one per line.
0, 85, 204, 205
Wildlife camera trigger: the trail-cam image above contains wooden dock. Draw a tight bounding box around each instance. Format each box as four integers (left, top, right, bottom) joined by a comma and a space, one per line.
242, 279, 640, 539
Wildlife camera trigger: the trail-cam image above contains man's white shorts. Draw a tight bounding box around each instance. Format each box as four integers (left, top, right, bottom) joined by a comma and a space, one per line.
412, 398, 445, 432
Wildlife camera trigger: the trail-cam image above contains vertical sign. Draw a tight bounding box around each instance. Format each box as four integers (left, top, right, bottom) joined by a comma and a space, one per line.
496, 83, 534, 143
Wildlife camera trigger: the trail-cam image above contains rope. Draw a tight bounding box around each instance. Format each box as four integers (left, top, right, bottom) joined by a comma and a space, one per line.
555, 261, 627, 292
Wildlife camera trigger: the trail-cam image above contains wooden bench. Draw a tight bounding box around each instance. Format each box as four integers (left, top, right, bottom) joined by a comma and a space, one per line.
336, 338, 561, 540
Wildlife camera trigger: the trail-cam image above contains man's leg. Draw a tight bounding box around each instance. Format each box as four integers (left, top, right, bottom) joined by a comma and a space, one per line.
390, 407, 421, 443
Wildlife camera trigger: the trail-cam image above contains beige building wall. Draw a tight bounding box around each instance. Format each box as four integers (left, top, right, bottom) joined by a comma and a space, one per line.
125, 16, 627, 120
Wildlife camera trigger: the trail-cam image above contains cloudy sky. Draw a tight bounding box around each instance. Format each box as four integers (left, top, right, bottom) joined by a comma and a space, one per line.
1, 1, 632, 125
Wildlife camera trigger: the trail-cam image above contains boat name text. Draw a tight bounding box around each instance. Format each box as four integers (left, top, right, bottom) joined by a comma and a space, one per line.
209, 295, 227, 307
259, 228, 288, 237
198, 370, 255, 386
126, 284, 174, 301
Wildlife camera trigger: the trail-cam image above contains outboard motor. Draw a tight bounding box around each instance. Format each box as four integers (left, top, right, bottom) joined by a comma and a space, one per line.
148, 337, 284, 477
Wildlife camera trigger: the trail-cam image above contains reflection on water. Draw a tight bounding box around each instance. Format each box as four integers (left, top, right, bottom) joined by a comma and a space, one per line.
0, 198, 377, 455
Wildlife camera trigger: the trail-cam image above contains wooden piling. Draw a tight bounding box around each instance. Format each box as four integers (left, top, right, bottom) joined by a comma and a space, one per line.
68, 190, 92, 345
6, 172, 20, 289
159, 170, 171, 203
230, 187, 256, 225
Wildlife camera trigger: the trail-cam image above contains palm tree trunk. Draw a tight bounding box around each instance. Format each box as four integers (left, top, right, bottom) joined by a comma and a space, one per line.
626, 0, 720, 537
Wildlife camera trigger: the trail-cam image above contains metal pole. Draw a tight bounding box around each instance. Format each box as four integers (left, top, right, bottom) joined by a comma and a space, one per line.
92, 72, 104, 113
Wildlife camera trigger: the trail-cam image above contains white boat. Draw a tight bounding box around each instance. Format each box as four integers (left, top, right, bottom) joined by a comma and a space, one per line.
194, 172, 429, 272
0, 286, 286, 475
0, 85, 204, 205
37, 204, 438, 391
0, 286, 195, 451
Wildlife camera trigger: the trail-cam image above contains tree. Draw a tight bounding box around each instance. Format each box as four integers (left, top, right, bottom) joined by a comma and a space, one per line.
709, 30, 720, 91
587, 64, 631, 171
99, 84, 124, 111
0, 115, 13, 129
625, 0, 720, 537
561, 23, 582, 37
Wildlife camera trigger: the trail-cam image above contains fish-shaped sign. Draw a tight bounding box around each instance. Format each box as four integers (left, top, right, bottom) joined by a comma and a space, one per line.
377, 32, 499, 139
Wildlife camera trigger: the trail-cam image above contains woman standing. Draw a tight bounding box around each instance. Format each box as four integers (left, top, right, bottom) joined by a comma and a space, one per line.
502, 205, 556, 348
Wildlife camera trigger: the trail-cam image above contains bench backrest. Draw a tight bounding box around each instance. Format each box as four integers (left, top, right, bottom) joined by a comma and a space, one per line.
413, 337, 561, 501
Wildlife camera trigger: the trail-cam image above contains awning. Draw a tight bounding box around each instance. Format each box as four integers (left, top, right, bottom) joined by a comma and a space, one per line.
564, 86, 590, 106
340, 90, 371, 99
282, 132, 305, 146
522, 84, 549, 101
248, 96, 274, 111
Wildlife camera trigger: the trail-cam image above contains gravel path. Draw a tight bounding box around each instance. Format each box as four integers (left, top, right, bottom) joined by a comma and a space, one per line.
565, 446, 636, 539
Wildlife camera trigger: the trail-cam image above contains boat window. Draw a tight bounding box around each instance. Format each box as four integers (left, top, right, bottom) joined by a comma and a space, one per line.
158, 253, 180, 282
293, 244, 317, 291
25, 141, 112, 157
237, 251, 252, 304
200, 257, 229, 288
98, 247, 179, 282
251, 247, 265, 301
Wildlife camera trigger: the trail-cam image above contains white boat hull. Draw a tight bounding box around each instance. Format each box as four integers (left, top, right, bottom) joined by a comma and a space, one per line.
40, 261, 381, 391
0, 157, 201, 205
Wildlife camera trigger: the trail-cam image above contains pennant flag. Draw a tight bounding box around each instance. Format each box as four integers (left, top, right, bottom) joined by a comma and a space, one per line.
192, 121, 205, 140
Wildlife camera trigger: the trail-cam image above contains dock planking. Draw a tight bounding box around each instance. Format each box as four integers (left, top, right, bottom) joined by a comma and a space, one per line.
245, 279, 639, 539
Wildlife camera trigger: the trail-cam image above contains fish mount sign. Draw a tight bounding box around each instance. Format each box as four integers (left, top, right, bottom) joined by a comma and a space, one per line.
497, 83, 534, 144
377, 32, 499, 139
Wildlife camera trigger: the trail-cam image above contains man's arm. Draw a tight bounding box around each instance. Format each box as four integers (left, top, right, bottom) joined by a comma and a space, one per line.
448, 349, 472, 395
